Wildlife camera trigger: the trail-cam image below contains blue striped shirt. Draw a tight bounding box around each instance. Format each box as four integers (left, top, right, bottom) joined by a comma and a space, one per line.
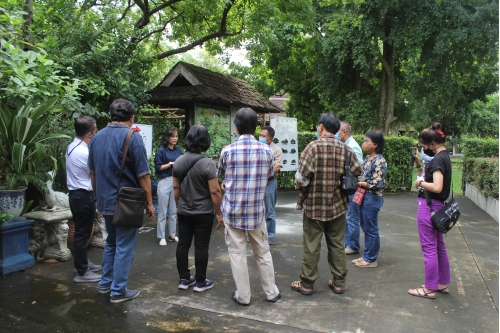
217, 135, 274, 230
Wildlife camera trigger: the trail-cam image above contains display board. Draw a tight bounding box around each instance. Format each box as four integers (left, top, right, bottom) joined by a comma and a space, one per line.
270, 116, 298, 172
195, 106, 231, 159
130, 124, 153, 157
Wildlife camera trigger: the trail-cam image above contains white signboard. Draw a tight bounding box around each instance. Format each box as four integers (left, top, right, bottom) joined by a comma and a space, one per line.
130, 124, 153, 157
270, 116, 298, 172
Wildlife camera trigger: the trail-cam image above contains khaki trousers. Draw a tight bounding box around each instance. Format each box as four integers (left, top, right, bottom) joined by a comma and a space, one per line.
299, 212, 348, 289
224, 218, 280, 304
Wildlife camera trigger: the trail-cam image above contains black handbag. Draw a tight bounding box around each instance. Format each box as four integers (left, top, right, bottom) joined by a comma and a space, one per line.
341, 144, 358, 196
112, 130, 146, 228
424, 184, 460, 234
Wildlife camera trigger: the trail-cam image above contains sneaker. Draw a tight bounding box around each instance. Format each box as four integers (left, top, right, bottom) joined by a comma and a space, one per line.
168, 236, 179, 242
178, 277, 196, 290
110, 289, 140, 303
345, 247, 359, 255
73, 269, 102, 283
99, 287, 111, 294
88, 260, 102, 272
268, 236, 275, 245
193, 279, 214, 292
159, 239, 167, 246
267, 289, 282, 302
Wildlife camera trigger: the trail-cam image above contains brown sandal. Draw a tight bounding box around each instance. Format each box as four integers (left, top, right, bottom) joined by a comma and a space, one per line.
291, 281, 313, 296
328, 280, 345, 294
408, 287, 436, 299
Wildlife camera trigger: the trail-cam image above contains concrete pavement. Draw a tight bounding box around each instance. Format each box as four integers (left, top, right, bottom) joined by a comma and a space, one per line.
0, 192, 497, 332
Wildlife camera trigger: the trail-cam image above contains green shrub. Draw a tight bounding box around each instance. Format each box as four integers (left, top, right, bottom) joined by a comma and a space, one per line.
353, 135, 415, 192
276, 133, 415, 191
463, 158, 499, 199
461, 136, 499, 158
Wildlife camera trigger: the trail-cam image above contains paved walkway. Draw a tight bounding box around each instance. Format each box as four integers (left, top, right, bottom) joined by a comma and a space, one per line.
0, 192, 497, 332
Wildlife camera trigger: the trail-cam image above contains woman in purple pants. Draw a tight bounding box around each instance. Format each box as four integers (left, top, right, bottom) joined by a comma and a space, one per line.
408, 122, 452, 300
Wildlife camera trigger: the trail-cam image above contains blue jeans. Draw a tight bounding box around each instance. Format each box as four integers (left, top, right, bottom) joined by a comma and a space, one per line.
344, 194, 361, 251
99, 215, 140, 296
264, 178, 277, 238
359, 193, 383, 262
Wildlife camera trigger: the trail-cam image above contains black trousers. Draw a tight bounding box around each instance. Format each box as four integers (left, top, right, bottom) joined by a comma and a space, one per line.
69, 189, 95, 275
176, 213, 214, 283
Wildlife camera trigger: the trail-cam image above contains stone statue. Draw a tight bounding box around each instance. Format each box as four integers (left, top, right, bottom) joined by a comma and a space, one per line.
28, 226, 45, 261
43, 171, 70, 211
90, 214, 107, 248
42, 221, 72, 261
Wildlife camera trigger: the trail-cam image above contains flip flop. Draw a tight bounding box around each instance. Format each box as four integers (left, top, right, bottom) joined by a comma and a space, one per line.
408, 287, 436, 299
291, 281, 313, 296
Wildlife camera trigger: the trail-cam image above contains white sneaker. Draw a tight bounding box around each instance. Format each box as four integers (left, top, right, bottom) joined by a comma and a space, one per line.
168, 236, 179, 242
159, 239, 167, 246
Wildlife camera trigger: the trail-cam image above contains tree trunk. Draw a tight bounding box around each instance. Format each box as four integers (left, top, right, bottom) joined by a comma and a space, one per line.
22, 0, 33, 44
377, 41, 396, 136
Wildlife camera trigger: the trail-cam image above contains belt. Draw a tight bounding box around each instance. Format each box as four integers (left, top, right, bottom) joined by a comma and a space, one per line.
268, 176, 275, 181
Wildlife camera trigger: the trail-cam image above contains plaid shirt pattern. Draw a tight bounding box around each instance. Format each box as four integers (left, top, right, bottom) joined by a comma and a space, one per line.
296, 134, 362, 221
217, 135, 274, 230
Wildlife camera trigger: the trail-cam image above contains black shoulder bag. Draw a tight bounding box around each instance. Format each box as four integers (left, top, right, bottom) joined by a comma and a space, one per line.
424, 183, 460, 234
341, 144, 358, 196
112, 130, 147, 228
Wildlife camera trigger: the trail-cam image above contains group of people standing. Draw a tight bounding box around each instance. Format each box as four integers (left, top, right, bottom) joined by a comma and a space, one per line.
66, 97, 452, 304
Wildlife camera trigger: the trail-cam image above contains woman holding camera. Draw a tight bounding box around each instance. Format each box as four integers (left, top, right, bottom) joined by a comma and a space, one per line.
408, 122, 451, 299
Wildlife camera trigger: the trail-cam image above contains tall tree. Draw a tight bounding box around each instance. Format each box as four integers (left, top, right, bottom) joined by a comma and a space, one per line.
317, 0, 498, 135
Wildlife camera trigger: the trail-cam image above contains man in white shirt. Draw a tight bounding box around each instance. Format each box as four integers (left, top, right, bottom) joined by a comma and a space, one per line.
66, 116, 102, 283
337, 122, 363, 255
259, 126, 283, 245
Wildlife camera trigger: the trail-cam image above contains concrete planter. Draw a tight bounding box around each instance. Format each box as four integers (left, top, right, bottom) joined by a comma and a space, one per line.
0, 217, 35, 275
464, 183, 499, 223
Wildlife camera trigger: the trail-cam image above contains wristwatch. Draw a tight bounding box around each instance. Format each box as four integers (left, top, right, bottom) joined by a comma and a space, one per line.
419, 180, 424, 188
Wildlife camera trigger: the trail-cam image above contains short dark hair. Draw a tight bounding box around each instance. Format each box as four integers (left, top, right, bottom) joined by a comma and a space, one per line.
109, 99, 135, 122
184, 125, 211, 153
340, 121, 352, 134
318, 113, 341, 134
161, 127, 178, 147
418, 122, 446, 145
364, 130, 385, 154
234, 108, 258, 135
260, 126, 275, 138
74, 116, 96, 137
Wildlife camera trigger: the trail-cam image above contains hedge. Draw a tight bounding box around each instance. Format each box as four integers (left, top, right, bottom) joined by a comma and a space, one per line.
460, 136, 499, 158
461, 136, 499, 199
277, 132, 415, 192
463, 158, 499, 199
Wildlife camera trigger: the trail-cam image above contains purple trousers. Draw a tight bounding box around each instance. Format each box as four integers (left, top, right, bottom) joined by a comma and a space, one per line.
416, 197, 451, 290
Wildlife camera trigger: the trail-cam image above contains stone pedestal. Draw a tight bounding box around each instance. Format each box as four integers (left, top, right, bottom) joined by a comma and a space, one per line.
23, 210, 73, 262
0, 217, 35, 275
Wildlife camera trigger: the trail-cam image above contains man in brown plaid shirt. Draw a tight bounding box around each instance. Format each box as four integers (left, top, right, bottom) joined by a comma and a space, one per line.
291, 113, 362, 295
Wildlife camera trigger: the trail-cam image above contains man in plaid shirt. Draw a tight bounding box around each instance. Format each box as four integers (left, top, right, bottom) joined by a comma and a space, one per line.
218, 108, 281, 305
291, 113, 362, 296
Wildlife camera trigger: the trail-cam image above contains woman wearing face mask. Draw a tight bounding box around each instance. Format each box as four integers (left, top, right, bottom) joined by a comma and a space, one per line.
155, 127, 183, 246
352, 130, 387, 268
408, 122, 451, 299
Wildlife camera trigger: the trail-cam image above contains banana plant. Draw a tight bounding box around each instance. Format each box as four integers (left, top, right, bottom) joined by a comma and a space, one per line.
0, 97, 70, 190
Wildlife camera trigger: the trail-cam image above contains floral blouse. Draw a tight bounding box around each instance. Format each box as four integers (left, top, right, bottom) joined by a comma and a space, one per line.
362, 154, 387, 195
